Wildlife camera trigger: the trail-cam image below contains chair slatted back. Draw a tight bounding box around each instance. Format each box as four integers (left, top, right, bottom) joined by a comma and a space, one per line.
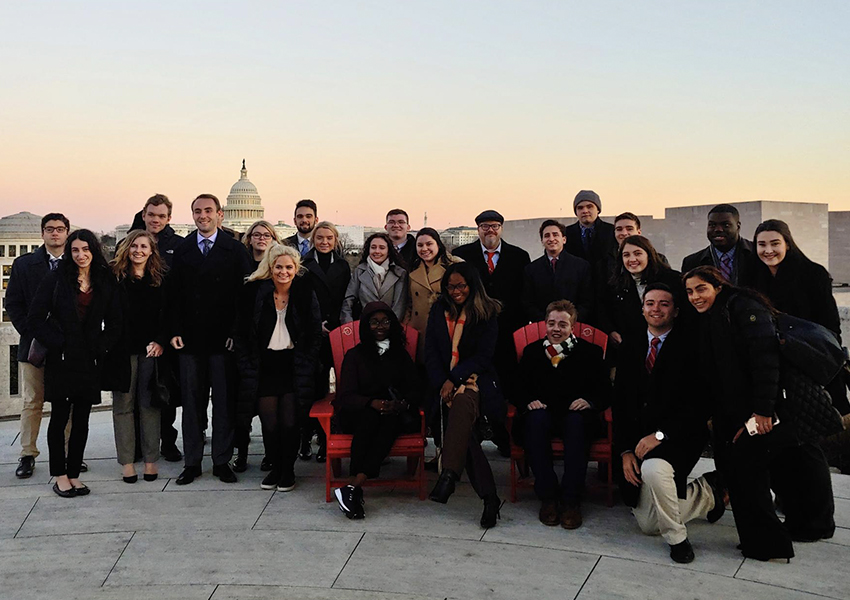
513, 321, 608, 360
329, 321, 419, 375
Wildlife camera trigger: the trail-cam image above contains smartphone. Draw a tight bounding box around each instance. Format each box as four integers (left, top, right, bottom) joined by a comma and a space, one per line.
745, 415, 780, 436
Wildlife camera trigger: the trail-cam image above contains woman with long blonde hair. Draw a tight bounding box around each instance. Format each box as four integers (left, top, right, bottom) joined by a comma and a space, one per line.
109, 229, 168, 484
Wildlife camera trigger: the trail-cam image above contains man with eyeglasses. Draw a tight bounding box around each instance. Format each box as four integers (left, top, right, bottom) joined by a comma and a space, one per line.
6, 213, 70, 478
384, 209, 416, 269
453, 210, 531, 455
284, 199, 318, 257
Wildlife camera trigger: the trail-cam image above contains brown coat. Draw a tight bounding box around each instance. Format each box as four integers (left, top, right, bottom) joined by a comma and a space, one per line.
406, 255, 463, 360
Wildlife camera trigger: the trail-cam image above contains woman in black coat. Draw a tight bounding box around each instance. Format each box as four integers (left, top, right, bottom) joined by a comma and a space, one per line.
752, 219, 848, 414
600, 235, 686, 346
27, 229, 126, 497
516, 299, 611, 529
425, 262, 503, 528
331, 301, 422, 518
299, 221, 352, 462
235, 243, 322, 492
684, 265, 834, 561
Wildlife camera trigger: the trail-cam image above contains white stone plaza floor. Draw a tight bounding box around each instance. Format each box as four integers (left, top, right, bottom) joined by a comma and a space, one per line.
0, 409, 848, 600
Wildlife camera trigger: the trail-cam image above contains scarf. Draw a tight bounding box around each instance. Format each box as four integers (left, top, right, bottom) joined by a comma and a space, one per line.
367, 257, 389, 291
543, 334, 577, 367
630, 271, 646, 301
376, 339, 390, 356
444, 308, 467, 370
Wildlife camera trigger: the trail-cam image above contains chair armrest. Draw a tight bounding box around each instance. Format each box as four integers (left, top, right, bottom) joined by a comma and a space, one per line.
602, 407, 613, 422
309, 395, 334, 418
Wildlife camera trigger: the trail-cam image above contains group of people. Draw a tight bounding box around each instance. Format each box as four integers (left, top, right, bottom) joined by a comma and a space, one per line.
6, 189, 846, 565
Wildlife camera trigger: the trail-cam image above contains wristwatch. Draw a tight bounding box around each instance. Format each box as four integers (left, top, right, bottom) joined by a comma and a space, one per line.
655, 431, 666, 442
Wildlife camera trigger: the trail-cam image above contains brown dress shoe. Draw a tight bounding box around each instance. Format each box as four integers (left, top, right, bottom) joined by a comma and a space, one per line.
539, 500, 560, 526
560, 504, 583, 530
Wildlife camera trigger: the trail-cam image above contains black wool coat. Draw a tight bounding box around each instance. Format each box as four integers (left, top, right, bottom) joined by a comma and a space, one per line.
424, 298, 505, 421
521, 251, 594, 324
681, 238, 758, 287
302, 249, 352, 331
613, 326, 709, 506
27, 268, 127, 404
5, 245, 53, 361
334, 342, 424, 412
564, 218, 617, 269
395, 234, 417, 271
166, 230, 253, 353
235, 276, 323, 409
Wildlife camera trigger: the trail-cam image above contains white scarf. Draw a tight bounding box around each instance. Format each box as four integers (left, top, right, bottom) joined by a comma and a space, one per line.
376, 339, 391, 356
367, 257, 389, 289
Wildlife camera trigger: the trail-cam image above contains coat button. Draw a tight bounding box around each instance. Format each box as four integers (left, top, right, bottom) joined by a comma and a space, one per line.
415, 291, 419, 296
414, 311, 418, 316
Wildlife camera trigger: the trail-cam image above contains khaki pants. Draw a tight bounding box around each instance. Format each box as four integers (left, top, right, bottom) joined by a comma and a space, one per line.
632, 458, 715, 545
112, 355, 161, 465
19, 362, 70, 458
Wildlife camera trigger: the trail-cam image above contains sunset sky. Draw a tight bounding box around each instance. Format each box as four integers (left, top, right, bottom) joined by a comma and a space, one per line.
1, 1, 848, 231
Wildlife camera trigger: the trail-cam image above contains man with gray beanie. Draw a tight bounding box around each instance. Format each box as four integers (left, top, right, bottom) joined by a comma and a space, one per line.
565, 190, 616, 271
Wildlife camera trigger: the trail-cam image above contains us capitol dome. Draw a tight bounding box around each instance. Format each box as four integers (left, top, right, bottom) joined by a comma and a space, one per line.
222, 159, 264, 231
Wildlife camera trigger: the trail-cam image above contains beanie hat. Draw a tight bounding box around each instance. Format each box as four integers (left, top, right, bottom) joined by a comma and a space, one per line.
573, 190, 601, 214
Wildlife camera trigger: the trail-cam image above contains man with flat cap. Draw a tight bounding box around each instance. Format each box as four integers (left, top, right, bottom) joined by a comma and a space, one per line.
453, 210, 531, 454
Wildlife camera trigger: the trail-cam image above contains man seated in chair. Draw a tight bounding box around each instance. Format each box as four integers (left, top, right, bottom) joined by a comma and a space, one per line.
614, 283, 725, 564
515, 300, 611, 529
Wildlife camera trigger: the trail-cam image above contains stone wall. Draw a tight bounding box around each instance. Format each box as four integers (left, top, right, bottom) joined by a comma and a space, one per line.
830, 212, 850, 285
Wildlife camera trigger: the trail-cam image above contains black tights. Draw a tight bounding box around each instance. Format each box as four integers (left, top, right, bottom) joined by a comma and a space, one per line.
258, 393, 300, 472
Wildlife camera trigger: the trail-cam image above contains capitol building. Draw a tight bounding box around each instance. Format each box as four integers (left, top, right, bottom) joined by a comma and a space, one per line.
222, 160, 265, 231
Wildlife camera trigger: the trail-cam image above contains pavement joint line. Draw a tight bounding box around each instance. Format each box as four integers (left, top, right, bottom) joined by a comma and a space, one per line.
251, 489, 277, 530
732, 572, 841, 600
331, 531, 366, 589
101, 530, 135, 587
572, 554, 602, 600
13, 496, 38, 538
732, 556, 745, 578
207, 583, 218, 600
14, 529, 138, 540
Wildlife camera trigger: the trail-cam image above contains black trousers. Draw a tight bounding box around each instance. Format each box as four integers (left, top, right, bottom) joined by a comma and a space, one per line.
441, 390, 497, 499
524, 408, 591, 504
339, 407, 419, 478
179, 353, 234, 468
160, 404, 179, 448
48, 399, 92, 478
716, 427, 834, 560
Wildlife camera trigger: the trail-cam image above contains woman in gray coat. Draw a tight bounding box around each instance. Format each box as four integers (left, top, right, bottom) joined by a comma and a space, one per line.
340, 233, 408, 323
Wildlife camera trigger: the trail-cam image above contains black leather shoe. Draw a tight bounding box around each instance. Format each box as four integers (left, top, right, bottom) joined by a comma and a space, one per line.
260, 456, 273, 472
79, 461, 88, 473
176, 466, 202, 485
299, 436, 313, 460
161, 445, 183, 463
72, 484, 91, 496
429, 469, 459, 504
670, 539, 695, 564
316, 441, 327, 463
231, 450, 248, 473
481, 494, 502, 528
52, 482, 76, 498
16, 456, 35, 479
143, 473, 158, 482
704, 471, 727, 524
123, 475, 138, 484
213, 464, 237, 483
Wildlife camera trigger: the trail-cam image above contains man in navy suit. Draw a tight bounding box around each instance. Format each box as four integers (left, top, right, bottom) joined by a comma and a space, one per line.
168, 194, 253, 484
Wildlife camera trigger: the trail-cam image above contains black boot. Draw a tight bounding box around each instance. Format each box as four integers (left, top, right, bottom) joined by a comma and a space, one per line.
481, 494, 502, 528
429, 469, 459, 504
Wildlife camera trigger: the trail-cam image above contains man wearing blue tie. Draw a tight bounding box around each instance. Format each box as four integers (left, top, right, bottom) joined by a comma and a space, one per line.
284, 199, 318, 257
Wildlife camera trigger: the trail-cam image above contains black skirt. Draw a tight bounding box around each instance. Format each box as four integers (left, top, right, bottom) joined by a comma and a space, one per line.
258, 349, 295, 397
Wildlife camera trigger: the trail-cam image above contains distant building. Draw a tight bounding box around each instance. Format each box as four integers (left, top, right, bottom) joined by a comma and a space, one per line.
439, 226, 478, 249
222, 159, 264, 232
829, 212, 850, 285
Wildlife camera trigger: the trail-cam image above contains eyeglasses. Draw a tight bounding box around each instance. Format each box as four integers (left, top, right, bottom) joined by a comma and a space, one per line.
478, 223, 501, 232
43, 226, 67, 234
445, 283, 469, 293
251, 232, 273, 240
368, 318, 392, 328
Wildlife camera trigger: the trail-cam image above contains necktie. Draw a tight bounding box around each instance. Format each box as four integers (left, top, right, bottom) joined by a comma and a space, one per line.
720, 253, 733, 282
550, 257, 558, 273
645, 336, 660, 373
581, 228, 592, 253
485, 251, 496, 275
49, 258, 60, 271
301, 239, 309, 257
201, 238, 212, 257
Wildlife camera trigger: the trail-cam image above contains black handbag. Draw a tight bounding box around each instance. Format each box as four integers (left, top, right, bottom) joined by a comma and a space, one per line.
26, 338, 48, 368
148, 358, 175, 409
776, 364, 845, 443
775, 313, 846, 386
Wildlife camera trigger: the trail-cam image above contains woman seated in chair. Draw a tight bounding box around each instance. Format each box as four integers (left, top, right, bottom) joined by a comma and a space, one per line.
332, 301, 423, 519
515, 300, 611, 529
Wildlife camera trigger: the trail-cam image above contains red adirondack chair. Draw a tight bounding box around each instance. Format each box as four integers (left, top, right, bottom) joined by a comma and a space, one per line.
506, 321, 615, 506
308, 321, 427, 502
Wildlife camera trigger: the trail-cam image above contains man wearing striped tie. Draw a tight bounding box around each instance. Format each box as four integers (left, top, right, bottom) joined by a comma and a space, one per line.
681, 204, 757, 287
614, 283, 725, 564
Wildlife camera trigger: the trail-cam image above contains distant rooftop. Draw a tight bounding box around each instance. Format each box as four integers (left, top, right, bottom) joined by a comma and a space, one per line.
0, 211, 42, 234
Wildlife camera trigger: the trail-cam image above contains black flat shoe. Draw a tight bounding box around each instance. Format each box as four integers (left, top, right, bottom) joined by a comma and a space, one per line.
161, 446, 183, 463
176, 466, 202, 485
123, 475, 138, 484
231, 450, 248, 473
481, 494, 502, 529
670, 539, 695, 564
299, 436, 313, 461
16, 456, 35, 479
79, 461, 88, 473
72, 484, 91, 496
429, 469, 459, 504
213, 464, 237, 483
703, 471, 727, 524
52, 482, 76, 498
143, 473, 158, 482
316, 442, 327, 463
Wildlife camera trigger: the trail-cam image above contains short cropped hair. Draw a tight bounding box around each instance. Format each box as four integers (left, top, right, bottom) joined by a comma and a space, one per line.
708, 204, 739, 220
614, 212, 641, 229
386, 208, 409, 222
295, 199, 317, 215
192, 194, 221, 211
41, 213, 69, 231
143, 193, 173, 216
538, 219, 567, 239
643, 282, 677, 307
545, 299, 577, 324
